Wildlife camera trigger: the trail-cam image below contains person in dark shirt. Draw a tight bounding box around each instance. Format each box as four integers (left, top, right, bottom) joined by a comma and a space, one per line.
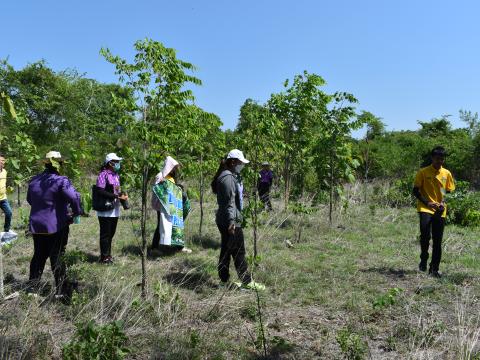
258, 162, 273, 211
27, 151, 82, 298
211, 149, 265, 291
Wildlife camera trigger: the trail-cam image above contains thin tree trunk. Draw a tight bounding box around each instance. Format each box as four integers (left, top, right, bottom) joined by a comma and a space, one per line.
284, 155, 290, 210
141, 109, 148, 298
364, 141, 369, 204
329, 135, 336, 225
199, 154, 204, 236
253, 160, 258, 258
141, 163, 148, 298
17, 185, 20, 207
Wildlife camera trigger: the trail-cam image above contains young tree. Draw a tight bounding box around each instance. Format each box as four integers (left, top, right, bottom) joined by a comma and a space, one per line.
101, 39, 201, 297
267, 72, 330, 207
0, 87, 39, 206
314, 92, 363, 223
236, 99, 283, 257
357, 111, 385, 203
177, 106, 225, 236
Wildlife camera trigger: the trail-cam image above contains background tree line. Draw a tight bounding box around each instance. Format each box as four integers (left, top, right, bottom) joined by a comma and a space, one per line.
1, 41, 479, 226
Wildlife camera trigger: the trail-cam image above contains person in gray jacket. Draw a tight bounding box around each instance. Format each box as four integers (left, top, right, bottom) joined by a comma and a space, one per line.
211, 149, 264, 291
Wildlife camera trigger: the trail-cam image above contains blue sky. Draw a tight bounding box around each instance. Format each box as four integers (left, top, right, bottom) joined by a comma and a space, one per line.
2, 0, 479, 135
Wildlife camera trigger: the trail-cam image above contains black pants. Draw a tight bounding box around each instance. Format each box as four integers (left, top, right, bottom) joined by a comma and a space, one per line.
258, 183, 272, 210
152, 211, 161, 249
217, 225, 251, 284
29, 226, 69, 294
98, 217, 118, 258
419, 212, 445, 272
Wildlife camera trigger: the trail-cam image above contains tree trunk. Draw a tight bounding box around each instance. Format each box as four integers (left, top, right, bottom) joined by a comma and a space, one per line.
284, 155, 290, 210
329, 135, 336, 225
363, 141, 369, 204
141, 109, 148, 298
253, 166, 258, 259
140, 163, 148, 298
199, 154, 204, 236
17, 185, 21, 207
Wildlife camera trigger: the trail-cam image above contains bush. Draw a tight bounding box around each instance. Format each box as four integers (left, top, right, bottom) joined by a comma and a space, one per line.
336, 326, 367, 360
372, 288, 403, 309
447, 184, 480, 227
62, 320, 130, 360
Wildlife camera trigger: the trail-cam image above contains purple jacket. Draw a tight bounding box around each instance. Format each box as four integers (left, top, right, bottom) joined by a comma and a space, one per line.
259, 169, 273, 185
27, 170, 82, 234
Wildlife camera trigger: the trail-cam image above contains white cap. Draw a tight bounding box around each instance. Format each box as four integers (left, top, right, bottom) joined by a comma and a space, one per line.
227, 149, 249, 164
45, 151, 62, 159
105, 153, 123, 164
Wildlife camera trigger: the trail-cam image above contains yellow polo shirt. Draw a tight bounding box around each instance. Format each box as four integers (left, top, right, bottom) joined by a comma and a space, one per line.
0, 169, 7, 201
414, 165, 455, 217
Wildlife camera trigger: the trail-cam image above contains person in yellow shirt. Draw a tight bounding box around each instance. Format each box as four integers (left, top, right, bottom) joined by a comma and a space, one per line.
0, 154, 17, 241
413, 146, 455, 278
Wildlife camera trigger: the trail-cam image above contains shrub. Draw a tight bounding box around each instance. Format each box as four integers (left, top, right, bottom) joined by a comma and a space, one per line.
336, 326, 367, 360
446, 184, 480, 227
372, 287, 403, 309
62, 320, 130, 360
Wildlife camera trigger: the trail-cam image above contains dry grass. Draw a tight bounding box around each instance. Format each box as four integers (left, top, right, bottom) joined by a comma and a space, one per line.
0, 191, 479, 359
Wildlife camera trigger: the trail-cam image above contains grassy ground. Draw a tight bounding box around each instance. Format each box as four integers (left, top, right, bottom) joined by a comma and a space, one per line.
0, 192, 479, 359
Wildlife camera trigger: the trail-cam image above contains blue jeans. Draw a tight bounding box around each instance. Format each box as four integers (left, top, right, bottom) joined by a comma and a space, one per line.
0, 199, 12, 232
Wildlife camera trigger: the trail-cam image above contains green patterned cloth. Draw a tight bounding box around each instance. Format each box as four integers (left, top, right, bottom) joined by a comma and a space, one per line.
152, 180, 190, 246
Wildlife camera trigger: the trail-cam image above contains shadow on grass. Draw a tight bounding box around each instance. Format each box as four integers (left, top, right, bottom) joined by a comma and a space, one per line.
69, 250, 99, 264
121, 244, 143, 256
164, 257, 217, 291
443, 272, 473, 285
121, 244, 180, 259
360, 267, 417, 279
190, 234, 220, 250
164, 271, 216, 291
4, 273, 53, 296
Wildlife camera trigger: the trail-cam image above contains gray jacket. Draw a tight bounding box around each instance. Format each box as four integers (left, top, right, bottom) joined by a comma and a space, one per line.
215, 170, 243, 228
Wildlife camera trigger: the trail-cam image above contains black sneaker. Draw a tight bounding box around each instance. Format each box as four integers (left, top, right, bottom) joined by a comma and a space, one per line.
99, 256, 113, 265
429, 270, 442, 278
419, 262, 427, 272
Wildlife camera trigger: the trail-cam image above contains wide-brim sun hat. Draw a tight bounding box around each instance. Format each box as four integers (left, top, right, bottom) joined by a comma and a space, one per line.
105, 153, 123, 164
262, 161, 270, 166
227, 149, 249, 164
43, 150, 64, 163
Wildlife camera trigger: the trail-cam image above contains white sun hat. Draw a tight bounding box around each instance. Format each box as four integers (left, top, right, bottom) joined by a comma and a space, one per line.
45, 151, 62, 159
227, 149, 249, 164
105, 153, 123, 164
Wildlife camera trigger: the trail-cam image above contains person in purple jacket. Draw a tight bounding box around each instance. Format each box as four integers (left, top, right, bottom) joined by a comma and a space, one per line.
95, 153, 128, 264
27, 151, 82, 297
258, 162, 274, 211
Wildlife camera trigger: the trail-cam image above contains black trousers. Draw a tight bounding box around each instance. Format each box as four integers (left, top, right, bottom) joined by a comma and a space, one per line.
152, 211, 161, 249
419, 212, 445, 272
217, 225, 251, 284
98, 217, 118, 258
258, 183, 272, 210
29, 226, 69, 294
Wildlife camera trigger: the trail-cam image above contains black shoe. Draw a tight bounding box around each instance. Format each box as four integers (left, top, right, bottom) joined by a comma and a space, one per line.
99, 256, 113, 264
429, 269, 442, 278
419, 262, 427, 272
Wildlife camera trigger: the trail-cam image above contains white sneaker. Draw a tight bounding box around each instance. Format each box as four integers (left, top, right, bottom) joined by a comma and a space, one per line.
1, 231, 17, 245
